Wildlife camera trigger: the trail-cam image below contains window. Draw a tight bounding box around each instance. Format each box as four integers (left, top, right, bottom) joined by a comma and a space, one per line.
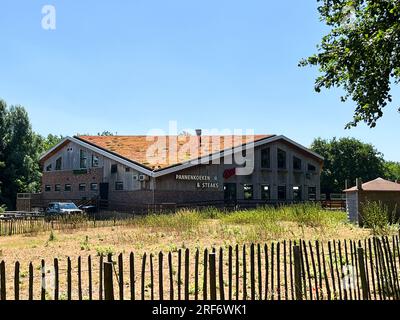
125, 167, 130, 172
278, 186, 286, 201
55, 157, 62, 171
115, 181, 124, 191
55, 184, 61, 192
45, 185, 51, 192
65, 184, 72, 192
308, 187, 317, 201
293, 186, 302, 201
90, 183, 98, 191
80, 150, 88, 169
261, 185, 270, 200
308, 164, 316, 172
277, 149, 287, 169
111, 164, 118, 174
92, 154, 99, 167
293, 156, 302, 170
79, 183, 86, 192
243, 184, 253, 200
261, 148, 270, 168
46, 164, 52, 172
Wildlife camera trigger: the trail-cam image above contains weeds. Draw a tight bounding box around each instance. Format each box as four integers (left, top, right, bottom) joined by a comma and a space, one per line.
360, 201, 399, 236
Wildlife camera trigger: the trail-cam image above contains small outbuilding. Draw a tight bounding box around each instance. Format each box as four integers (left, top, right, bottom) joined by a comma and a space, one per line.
344, 177, 400, 225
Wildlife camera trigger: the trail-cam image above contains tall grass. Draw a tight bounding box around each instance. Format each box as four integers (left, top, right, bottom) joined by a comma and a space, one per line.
360, 201, 399, 235
135, 209, 202, 232
220, 203, 347, 229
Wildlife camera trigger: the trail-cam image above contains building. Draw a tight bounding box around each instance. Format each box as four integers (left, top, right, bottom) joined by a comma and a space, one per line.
17, 133, 323, 212
344, 177, 400, 224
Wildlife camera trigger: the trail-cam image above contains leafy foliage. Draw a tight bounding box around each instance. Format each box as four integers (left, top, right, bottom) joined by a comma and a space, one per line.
360, 201, 399, 235
384, 161, 400, 181
300, 0, 400, 128
0, 100, 44, 208
311, 137, 385, 194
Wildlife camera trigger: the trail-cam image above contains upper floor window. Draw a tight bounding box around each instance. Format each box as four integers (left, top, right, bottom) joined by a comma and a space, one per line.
293, 156, 302, 171
92, 154, 99, 167
115, 181, 124, 191
80, 150, 88, 169
261, 148, 270, 168
111, 164, 118, 174
277, 149, 287, 169
55, 157, 62, 171
46, 164, 52, 172
308, 164, 316, 172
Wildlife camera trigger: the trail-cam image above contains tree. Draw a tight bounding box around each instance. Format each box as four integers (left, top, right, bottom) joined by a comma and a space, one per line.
300, 0, 400, 128
384, 161, 400, 181
0, 101, 46, 209
39, 134, 64, 153
311, 137, 385, 194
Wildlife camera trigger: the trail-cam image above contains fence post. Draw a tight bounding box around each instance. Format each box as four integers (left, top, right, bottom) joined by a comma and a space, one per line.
0, 261, 6, 300
209, 253, 217, 300
357, 247, 369, 300
293, 245, 303, 300
104, 262, 115, 300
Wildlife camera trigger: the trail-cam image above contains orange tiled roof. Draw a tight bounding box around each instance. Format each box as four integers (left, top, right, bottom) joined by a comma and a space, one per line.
344, 178, 400, 192
76, 135, 273, 170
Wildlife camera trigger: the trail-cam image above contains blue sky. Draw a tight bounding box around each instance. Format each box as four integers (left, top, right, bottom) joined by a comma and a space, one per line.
0, 0, 399, 161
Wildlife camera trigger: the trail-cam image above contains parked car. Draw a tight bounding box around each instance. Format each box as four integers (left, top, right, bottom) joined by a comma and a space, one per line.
45, 202, 83, 219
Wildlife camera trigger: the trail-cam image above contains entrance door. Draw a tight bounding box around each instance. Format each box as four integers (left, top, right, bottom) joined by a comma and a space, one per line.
224, 183, 237, 203
99, 183, 109, 200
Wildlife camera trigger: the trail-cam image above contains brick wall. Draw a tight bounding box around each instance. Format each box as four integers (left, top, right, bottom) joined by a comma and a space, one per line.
41, 168, 103, 201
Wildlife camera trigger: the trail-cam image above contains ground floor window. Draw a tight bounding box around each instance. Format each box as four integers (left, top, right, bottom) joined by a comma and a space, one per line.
91, 183, 98, 191
79, 183, 86, 192
293, 186, 302, 201
244, 184, 254, 200
278, 186, 286, 201
45, 185, 51, 192
261, 185, 270, 201
224, 183, 237, 202
308, 187, 317, 201
65, 184, 72, 192
115, 181, 124, 191
55, 184, 61, 192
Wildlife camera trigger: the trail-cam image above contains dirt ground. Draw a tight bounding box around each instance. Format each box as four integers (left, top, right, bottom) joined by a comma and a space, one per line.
0, 219, 376, 300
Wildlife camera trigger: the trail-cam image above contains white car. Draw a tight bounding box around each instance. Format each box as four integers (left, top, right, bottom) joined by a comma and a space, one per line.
45, 202, 83, 217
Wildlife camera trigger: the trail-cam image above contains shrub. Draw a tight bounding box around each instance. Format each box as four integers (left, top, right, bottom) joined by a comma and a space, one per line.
360, 201, 399, 235
0, 205, 6, 213
96, 246, 115, 257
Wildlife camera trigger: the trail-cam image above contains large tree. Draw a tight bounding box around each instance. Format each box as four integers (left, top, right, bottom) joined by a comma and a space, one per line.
384, 161, 400, 181
300, 0, 400, 128
0, 101, 44, 209
311, 137, 385, 194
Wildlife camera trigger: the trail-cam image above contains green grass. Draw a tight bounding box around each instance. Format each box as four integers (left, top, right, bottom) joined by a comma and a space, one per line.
219, 203, 347, 229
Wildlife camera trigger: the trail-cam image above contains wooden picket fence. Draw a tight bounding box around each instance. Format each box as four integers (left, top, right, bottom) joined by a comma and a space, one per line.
0, 236, 400, 300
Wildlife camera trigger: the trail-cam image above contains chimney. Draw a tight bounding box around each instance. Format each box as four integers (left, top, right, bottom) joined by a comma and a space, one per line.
345, 179, 349, 190
356, 178, 363, 191
195, 129, 202, 148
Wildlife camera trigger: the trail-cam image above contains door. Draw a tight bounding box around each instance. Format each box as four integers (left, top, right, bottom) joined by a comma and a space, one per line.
99, 183, 109, 200
224, 183, 237, 203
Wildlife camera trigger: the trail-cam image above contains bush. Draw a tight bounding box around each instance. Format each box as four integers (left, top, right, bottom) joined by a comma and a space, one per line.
360, 201, 399, 235
0, 205, 6, 213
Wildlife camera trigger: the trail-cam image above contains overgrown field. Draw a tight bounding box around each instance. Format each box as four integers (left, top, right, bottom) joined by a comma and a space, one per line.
0, 204, 399, 300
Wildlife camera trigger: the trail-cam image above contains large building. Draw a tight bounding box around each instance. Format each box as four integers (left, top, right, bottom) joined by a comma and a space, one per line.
17, 134, 323, 212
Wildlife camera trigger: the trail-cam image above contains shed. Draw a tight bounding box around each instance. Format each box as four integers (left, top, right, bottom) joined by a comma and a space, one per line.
344, 177, 400, 225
